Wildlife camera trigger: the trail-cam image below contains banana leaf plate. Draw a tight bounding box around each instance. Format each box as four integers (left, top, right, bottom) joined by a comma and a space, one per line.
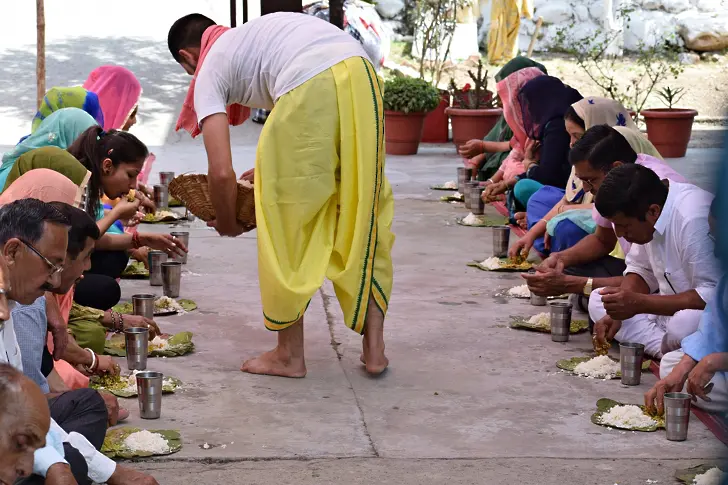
509, 315, 589, 334
430, 184, 458, 191
468, 259, 533, 272
675, 465, 721, 484
104, 331, 194, 357
591, 398, 665, 432
120, 261, 149, 279
441, 193, 464, 202
90, 373, 182, 398
502, 286, 568, 300
456, 216, 509, 228
141, 211, 185, 224
556, 356, 651, 379
102, 427, 182, 458
112, 298, 197, 317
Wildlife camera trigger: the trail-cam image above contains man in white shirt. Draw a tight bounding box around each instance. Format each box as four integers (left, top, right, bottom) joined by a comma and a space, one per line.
589, 164, 721, 358
0, 199, 157, 485
167, 13, 394, 378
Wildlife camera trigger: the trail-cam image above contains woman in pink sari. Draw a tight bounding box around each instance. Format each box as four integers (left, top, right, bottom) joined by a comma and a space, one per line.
481, 66, 545, 202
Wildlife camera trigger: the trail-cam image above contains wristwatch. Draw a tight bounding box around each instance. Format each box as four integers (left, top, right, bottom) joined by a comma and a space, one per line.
583, 277, 594, 296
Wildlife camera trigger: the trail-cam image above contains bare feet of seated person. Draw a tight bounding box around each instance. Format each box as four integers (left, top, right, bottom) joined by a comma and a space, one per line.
514, 212, 528, 230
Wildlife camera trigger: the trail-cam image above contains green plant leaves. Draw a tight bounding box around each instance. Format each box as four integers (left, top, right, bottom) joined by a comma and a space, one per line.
383, 76, 441, 114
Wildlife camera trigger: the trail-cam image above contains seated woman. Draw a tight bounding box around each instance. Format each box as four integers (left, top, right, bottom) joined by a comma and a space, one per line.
483, 76, 581, 221
457, 56, 547, 182
479, 67, 546, 203
20, 87, 105, 144
509, 98, 663, 257
2, 129, 187, 313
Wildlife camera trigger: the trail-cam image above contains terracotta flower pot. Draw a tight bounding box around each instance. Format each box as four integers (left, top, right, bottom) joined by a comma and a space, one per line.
384, 110, 427, 155
445, 107, 504, 148
641, 108, 698, 158
421, 91, 450, 143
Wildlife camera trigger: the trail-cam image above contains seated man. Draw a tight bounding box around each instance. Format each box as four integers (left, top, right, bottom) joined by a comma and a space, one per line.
589, 164, 720, 358
523, 125, 687, 301
0, 363, 51, 485
0, 199, 157, 485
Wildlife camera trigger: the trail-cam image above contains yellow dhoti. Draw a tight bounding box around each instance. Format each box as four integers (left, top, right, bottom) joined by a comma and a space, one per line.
255, 57, 395, 334
487, 0, 534, 65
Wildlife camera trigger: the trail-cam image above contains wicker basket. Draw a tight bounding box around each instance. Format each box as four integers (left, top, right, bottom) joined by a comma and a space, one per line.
168, 174, 256, 231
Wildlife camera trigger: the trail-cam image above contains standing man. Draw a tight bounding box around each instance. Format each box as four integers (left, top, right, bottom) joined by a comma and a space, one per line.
168, 12, 394, 377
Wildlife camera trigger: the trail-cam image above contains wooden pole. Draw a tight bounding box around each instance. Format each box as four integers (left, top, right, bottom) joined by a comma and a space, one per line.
526, 17, 543, 58
329, 0, 344, 29
36, 0, 45, 109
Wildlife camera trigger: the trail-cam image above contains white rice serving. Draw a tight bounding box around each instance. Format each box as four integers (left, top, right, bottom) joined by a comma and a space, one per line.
573, 356, 620, 379
443, 180, 458, 189
479, 257, 503, 270
120, 371, 176, 393
156, 296, 185, 314
693, 468, 727, 485
507, 284, 530, 298
462, 212, 484, 225
453, 192, 463, 199
598, 405, 656, 429
527, 312, 550, 327
123, 430, 170, 454
150, 336, 170, 351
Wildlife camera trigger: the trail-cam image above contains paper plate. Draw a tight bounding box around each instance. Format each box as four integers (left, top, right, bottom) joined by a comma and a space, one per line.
102, 427, 182, 458
90, 374, 182, 398
104, 332, 194, 358
467, 259, 534, 272
509, 316, 589, 334
556, 356, 651, 379
590, 398, 665, 432
456, 216, 509, 228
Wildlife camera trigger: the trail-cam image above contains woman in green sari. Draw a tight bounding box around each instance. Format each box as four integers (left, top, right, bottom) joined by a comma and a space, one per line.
457, 56, 548, 181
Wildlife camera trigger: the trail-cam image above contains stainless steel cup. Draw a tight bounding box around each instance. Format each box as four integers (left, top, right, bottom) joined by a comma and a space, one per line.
463, 181, 478, 210
471, 186, 486, 215
664, 392, 692, 441
530, 293, 547, 306
124, 327, 149, 371
619, 342, 645, 386
148, 250, 168, 286
456, 167, 471, 192
549, 302, 572, 342
159, 172, 175, 186
492, 226, 510, 258
136, 371, 164, 419
132, 294, 155, 320
170, 231, 189, 264
153, 185, 169, 209
162, 262, 182, 298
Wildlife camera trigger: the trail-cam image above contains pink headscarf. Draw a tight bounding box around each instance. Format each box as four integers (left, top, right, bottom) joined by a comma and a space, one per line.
496, 67, 545, 181
83, 66, 142, 131
0, 169, 89, 389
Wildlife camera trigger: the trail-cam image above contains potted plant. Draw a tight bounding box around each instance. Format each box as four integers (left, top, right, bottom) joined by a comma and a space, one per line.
641, 86, 697, 158
383, 75, 441, 155
445, 60, 503, 148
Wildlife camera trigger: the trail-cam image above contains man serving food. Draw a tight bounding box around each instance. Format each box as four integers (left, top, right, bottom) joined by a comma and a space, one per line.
167, 12, 394, 377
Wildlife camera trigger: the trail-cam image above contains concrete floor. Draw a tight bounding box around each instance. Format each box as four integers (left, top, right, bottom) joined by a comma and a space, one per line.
103, 137, 727, 484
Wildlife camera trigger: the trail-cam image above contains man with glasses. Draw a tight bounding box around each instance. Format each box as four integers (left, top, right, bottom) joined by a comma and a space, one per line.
589, 164, 719, 358
0, 199, 157, 485
522, 125, 688, 305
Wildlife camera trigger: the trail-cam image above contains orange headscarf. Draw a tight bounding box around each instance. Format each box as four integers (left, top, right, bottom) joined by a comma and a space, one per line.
175, 25, 250, 138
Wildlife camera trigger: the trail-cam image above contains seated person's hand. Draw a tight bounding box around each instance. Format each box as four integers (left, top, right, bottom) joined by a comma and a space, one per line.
600, 287, 642, 321
508, 236, 533, 261
686, 354, 720, 403
95, 355, 120, 377
130, 247, 150, 269
644, 372, 685, 416
593, 315, 621, 350
122, 315, 161, 340
534, 254, 560, 273
458, 139, 485, 158
482, 181, 507, 202
520, 259, 569, 297
524, 138, 541, 162
112, 198, 142, 223
136, 190, 156, 213
107, 464, 159, 485
240, 168, 254, 183
139, 233, 188, 258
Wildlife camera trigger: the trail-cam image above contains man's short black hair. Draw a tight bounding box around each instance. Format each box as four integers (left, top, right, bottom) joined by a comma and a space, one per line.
168, 14, 217, 63
47, 202, 100, 260
0, 199, 69, 247
595, 164, 669, 221
569, 124, 638, 170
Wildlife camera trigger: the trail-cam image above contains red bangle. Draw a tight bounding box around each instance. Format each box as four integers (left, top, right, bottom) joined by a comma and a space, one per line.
132, 232, 141, 249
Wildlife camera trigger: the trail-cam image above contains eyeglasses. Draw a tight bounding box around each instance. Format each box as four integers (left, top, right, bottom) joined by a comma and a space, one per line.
19, 239, 63, 276
579, 175, 602, 190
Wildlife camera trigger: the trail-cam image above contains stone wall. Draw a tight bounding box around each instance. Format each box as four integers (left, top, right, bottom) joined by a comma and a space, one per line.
377, 0, 728, 53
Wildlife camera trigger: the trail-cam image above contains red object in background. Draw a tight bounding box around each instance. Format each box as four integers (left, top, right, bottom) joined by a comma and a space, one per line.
421, 90, 449, 143
384, 111, 427, 155
641, 108, 698, 158
446, 107, 503, 148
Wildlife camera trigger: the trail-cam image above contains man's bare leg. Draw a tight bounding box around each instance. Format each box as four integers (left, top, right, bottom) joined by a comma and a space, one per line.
360, 295, 388, 375
241, 317, 307, 378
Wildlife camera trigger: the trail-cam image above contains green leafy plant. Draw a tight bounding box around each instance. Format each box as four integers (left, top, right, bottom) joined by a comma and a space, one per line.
383, 76, 441, 113
554, 5, 685, 119
448, 59, 496, 109
656, 86, 686, 109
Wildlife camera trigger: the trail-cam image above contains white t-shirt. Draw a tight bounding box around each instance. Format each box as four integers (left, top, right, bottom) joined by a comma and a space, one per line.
194, 12, 368, 124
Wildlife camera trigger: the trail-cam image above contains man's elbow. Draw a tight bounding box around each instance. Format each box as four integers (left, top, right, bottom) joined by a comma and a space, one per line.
208, 167, 236, 182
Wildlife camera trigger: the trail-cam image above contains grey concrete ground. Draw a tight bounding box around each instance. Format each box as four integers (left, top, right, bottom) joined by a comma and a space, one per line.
99, 139, 725, 484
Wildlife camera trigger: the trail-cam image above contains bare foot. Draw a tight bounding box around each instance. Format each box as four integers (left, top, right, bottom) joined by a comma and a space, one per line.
241, 347, 307, 378
515, 212, 528, 230
361, 297, 389, 376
